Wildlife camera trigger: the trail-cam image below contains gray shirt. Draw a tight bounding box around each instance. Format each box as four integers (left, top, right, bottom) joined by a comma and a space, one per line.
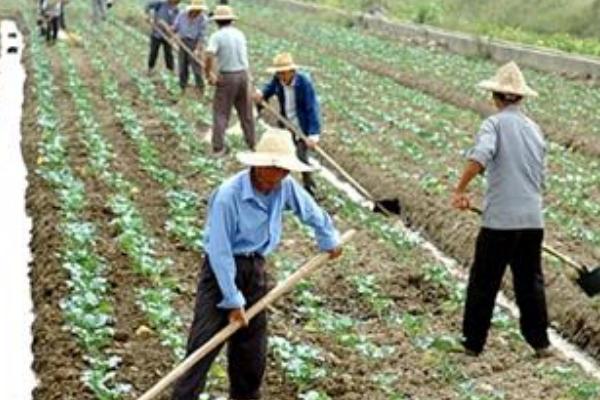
206, 26, 249, 72
173, 12, 208, 42
467, 105, 546, 229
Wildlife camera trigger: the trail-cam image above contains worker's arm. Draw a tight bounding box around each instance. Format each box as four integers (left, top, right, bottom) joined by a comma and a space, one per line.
452, 160, 483, 210
301, 74, 322, 148
204, 32, 219, 84
205, 196, 246, 310
284, 179, 342, 258
452, 118, 497, 210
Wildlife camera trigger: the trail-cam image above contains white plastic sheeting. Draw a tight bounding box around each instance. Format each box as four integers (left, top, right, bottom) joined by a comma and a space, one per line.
0, 19, 35, 399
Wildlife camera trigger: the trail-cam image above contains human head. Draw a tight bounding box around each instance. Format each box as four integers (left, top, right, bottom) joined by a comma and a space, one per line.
268, 53, 300, 85
251, 167, 290, 193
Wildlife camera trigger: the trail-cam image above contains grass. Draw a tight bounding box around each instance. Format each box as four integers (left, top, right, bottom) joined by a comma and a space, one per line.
298, 0, 600, 57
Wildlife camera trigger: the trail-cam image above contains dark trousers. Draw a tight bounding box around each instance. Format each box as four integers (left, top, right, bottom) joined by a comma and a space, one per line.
463, 228, 550, 353
46, 16, 59, 42
212, 71, 256, 152
172, 255, 267, 400
293, 136, 317, 197
178, 38, 203, 90
148, 35, 174, 71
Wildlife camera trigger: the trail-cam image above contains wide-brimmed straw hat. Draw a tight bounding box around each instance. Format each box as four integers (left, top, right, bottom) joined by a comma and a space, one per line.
237, 128, 315, 172
211, 5, 238, 21
267, 53, 303, 73
477, 61, 538, 97
186, 0, 207, 12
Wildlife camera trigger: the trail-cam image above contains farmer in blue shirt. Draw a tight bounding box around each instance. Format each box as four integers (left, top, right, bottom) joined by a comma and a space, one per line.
452, 61, 552, 358
172, 0, 208, 94
254, 53, 322, 197
172, 127, 342, 400
145, 0, 180, 74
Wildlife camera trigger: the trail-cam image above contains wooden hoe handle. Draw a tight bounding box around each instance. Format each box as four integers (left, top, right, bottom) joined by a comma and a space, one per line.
259, 100, 376, 203
136, 229, 356, 400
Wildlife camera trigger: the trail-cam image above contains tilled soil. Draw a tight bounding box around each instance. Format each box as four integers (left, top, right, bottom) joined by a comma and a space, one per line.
21, 4, 600, 400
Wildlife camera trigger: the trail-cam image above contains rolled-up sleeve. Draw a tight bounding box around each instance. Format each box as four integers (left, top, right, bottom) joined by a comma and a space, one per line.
285, 180, 340, 251
467, 118, 497, 168
206, 32, 219, 54
206, 197, 245, 309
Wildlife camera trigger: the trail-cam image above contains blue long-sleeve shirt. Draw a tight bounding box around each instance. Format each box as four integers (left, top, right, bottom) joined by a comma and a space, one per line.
145, 0, 179, 39
172, 11, 208, 42
204, 169, 340, 309
261, 71, 322, 136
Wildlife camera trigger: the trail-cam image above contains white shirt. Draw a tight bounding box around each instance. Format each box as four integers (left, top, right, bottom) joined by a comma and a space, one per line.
206, 26, 249, 73
283, 80, 300, 128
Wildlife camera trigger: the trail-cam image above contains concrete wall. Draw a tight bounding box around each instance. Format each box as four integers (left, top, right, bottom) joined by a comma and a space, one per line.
255, 0, 600, 79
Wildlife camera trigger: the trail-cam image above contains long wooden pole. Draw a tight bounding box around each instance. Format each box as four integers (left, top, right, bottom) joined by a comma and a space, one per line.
156, 19, 205, 68
136, 229, 356, 400
259, 100, 376, 202
144, 18, 205, 68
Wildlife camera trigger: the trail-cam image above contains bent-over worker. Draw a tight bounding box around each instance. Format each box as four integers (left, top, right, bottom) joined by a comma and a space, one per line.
171, 127, 342, 400
254, 52, 322, 198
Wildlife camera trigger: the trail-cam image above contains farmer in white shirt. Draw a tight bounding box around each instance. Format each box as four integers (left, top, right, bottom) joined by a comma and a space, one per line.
204, 5, 255, 156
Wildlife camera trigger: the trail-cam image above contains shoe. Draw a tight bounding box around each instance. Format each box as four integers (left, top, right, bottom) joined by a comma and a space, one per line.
212, 146, 230, 158
146, 69, 155, 77
534, 346, 556, 359
461, 341, 481, 357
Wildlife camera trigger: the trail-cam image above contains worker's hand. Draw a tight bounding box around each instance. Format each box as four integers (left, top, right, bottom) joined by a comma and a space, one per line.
208, 72, 219, 86
451, 190, 471, 210
304, 137, 318, 150
228, 308, 249, 327
252, 89, 263, 103
328, 247, 343, 260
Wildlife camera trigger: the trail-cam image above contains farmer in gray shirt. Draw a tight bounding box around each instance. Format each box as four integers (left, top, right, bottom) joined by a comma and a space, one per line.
452, 61, 552, 358
172, 0, 208, 95
204, 5, 255, 156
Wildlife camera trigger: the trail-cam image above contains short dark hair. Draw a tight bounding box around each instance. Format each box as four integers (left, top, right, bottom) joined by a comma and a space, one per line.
492, 91, 523, 104
216, 19, 233, 27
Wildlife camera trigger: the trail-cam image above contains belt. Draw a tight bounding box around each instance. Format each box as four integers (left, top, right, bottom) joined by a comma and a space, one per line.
219, 69, 247, 75
234, 252, 263, 259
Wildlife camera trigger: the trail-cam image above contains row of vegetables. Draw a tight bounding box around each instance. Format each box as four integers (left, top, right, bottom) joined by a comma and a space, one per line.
25, 1, 600, 398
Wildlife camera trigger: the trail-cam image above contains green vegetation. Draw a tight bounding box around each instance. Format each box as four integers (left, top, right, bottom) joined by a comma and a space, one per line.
300, 0, 600, 57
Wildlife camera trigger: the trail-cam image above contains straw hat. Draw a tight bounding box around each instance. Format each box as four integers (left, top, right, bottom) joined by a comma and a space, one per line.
477, 61, 538, 97
211, 5, 238, 21
267, 53, 302, 73
186, 0, 207, 12
237, 128, 315, 172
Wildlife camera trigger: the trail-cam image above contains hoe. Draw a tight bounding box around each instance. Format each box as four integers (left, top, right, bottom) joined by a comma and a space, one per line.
471, 207, 600, 297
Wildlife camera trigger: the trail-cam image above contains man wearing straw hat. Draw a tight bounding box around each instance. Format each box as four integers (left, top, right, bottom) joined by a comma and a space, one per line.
254, 53, 322, 198
172, 0, 208, 95
452, 61, 552, 358
145, 0, 180, 75
171, 127, 342, 400
204, 5, 255, 156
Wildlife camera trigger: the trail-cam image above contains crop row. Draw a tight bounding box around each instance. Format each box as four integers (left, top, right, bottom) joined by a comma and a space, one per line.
27, 14, 131, 398
242, 1, 600, 148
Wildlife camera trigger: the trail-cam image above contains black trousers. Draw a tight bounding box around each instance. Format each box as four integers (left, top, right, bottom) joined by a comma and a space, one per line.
148, 35, 174, 71
178, 38, 203, 90
46, 16, 59, 42
463, 228, 550, 353
293, 136, 317, 197
172, 255, 267, 400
